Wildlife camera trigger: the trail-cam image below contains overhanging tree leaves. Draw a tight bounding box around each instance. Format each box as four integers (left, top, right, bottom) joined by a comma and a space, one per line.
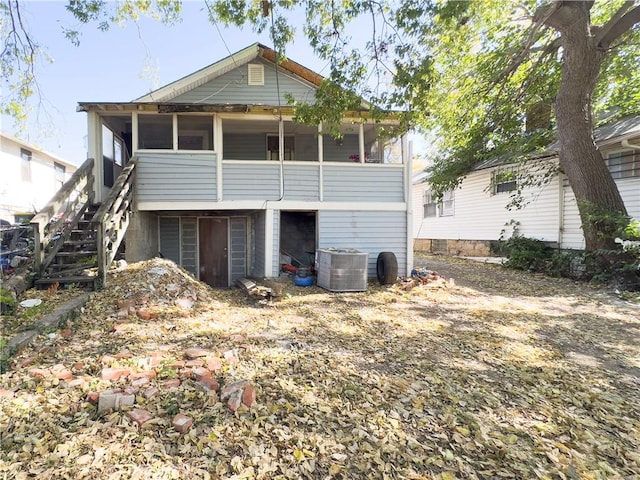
3, 0, 640, 260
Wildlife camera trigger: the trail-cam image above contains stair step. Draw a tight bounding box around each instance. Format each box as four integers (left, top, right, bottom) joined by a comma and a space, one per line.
55, 251, 98, 257
35, 275, 96, 288
48, 262, 98, 271
63, 239, 97, 246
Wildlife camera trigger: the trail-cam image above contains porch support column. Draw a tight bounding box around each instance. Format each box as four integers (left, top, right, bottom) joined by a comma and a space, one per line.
359, 123, 365, 164
265, 208, 274, 277
215, 115, 223, 201
404, 134, 413, 278
87, 111, 103, 203
318, 122, 323, 201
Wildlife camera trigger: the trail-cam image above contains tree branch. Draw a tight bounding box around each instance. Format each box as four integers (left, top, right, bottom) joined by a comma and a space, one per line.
596, 4, 640, 49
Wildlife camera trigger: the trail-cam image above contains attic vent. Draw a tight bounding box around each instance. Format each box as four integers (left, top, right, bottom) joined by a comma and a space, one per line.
248, 63, 264, 86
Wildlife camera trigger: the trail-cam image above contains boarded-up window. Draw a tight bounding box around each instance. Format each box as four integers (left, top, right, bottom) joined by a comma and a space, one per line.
21, 148, 32, 182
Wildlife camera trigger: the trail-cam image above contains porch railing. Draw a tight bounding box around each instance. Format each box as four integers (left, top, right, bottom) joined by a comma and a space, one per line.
31, 158, 95, 275
91, 157, 137, 287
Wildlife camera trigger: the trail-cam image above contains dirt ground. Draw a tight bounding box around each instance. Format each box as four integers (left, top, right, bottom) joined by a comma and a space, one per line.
1, 255, 639, 479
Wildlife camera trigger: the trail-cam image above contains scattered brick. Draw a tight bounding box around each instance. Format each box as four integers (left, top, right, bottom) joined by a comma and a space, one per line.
115, 351, 133, 359
99, 355, 116, 365
28, 368, 50, 378
97, 389, 135, 414
172, 414, 193, 433
67, 378, 86, 388
136, 309, 152, 320
60, 329, 73, 339
170, 360, 186, 369
17, 355, 38, 369
127, 409, 154, 425
116, 309, 129, 319
185, 359, 205, 367
130, 370, 157, 380
223, 349, 240, 365
101, 367, 131, 381
131, 377, 150, 388
196, 376, 219, 392
0, 389, 15, 399
242, 384, 256, 408
191, 367, 211, 378
161, 379, 181, 389
206, 357, 222, 373
143, 387, 159, 399
87, 392, 100, 404
184, 347, 210, 359
71, 362, 84, 371
226, 389, 243, 412
220, 380, 249, 401
52, 369, 74, 381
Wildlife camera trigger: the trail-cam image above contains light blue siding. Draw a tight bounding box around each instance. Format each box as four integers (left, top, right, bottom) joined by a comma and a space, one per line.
171, 59, 316, 105
137, 153, 217, 202
318, 211, 407, 277
252, 211, 266, 277
323, 165, 404, 202
223, 164, 280, 199
283, 165, 320, 201
323, 134, 359, 162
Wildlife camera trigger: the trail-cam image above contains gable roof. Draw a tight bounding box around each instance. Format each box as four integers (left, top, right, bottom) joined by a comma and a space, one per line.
135, 43, 324, 103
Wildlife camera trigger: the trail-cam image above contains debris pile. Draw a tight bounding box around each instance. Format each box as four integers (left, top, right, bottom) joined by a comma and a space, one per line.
397, 266, 449, 291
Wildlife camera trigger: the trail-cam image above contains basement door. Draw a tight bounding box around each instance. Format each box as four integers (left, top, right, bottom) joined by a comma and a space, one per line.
199, 218, 228, 287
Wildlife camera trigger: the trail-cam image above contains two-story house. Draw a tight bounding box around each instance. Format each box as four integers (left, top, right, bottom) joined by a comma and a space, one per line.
1, 133, 76, 224
34, 43, 411, 288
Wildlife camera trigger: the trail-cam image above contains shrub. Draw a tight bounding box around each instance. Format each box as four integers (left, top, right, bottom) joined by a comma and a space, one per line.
503, 235, 551, 272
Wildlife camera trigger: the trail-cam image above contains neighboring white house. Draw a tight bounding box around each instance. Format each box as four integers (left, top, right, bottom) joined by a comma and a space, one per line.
0, 133, 77, 224
412, 115, 640, 255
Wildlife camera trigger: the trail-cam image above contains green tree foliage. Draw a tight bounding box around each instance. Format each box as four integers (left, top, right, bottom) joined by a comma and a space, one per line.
3, 0, 640, 257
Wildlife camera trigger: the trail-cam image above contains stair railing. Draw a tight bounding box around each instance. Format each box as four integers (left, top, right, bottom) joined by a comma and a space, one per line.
91, 157, 137, 287
31, 158, 95, 275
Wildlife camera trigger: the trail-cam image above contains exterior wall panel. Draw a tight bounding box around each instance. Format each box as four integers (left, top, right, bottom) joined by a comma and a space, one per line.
181, 217, 198, 276
323, 165, 404, 202
159, 217, 180, 264
137, 152, 217, 202
252, 211, 266, 277
230, 217, 248, 281
283, 164, 320, 201
223, 163, 280, 199
318, 210, 407, 277
171, 59, 316, 105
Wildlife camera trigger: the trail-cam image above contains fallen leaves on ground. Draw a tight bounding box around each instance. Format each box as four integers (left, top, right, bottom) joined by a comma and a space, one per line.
1, 256, 639, 479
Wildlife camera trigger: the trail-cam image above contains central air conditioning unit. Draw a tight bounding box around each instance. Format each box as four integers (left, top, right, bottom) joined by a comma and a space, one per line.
316, 248, 368, 292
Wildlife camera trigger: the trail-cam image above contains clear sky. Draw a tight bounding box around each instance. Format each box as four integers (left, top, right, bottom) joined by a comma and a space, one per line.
2, 1, 330, 164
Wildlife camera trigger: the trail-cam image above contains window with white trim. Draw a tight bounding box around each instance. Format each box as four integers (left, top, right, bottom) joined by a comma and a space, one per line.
438, 190, 455, 217
137, 114, 215, 151
423, 190, 437, 218
606, 150, 640, 179
267, 134, 295, 160
21, 148, 32, 182
493, 169, 517, 194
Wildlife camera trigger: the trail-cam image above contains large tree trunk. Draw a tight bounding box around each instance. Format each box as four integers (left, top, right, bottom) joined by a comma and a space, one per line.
547, 2, 628, 254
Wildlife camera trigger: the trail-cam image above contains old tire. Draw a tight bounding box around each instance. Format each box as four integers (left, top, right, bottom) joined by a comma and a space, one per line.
376, 252, 398, 285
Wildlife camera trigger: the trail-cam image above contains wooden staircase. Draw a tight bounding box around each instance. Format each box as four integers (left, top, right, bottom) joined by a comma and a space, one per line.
34, 204, 100, 288
31, 157, 136, 290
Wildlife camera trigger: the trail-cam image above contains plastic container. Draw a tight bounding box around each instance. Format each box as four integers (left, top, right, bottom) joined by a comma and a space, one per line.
294, 274, 313, 287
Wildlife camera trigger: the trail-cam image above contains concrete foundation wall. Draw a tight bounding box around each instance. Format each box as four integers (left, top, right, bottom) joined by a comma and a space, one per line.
414, 238, 493, 257
126, 212, 159, 262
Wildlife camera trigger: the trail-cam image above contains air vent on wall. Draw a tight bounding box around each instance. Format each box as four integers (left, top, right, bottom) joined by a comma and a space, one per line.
248, 63, 264, 86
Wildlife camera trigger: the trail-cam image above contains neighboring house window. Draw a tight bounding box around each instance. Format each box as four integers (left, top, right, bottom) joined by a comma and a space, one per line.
423, 190, 437, 218
438, 190, 455, 217
493, 169, 517, 194
607, 150, 639, 179
54, 162, 66, 189
21, 148, 32, 182
267, 134, 295, 160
